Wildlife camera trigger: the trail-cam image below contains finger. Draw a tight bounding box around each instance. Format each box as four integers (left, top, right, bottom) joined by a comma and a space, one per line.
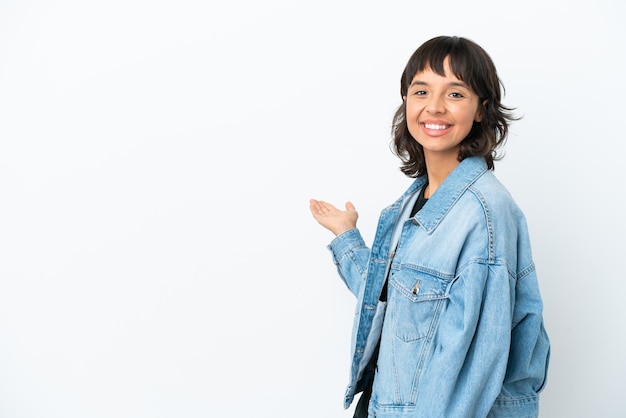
309, 199, 320, 214
310, 199, 329, 215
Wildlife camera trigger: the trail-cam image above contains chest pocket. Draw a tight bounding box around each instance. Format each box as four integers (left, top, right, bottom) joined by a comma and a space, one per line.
389, 268, 451, 342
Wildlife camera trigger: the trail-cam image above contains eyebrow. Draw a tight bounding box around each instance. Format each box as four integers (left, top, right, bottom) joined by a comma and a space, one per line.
409, 80, 470, 89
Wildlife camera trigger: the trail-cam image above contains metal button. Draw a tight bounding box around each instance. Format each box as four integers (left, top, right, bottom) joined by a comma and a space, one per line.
411, 280, 421, 295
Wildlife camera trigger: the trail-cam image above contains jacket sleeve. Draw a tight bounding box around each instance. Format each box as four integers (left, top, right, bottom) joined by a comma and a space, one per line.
413, 261, 549, 418
488, 265, 550, 417
327, 228, 371, 298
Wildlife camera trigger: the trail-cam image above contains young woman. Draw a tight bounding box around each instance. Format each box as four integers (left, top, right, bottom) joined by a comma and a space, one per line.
309, 36, 550, 418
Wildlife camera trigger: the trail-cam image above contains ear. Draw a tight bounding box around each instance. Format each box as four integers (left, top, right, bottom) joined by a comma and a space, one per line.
475, 99, 488, 122
403, 95, 407, 101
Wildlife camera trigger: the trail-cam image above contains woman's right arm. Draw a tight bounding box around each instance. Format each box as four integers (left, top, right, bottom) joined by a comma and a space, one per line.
327, 228, 370, 297
310, 199, 369, 296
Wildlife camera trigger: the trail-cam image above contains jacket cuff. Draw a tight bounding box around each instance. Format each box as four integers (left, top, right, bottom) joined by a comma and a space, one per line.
327, 228, 365, 264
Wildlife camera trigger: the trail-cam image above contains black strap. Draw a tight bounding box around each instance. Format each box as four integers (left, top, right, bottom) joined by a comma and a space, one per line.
379, 185, 428, 302
410, 183, 429, 217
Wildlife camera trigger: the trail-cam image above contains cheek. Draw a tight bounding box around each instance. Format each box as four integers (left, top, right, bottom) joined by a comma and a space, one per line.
455, 106, 480, 126
405, 102, 422, 120
469, 101, 482, 122
405, 107, 422, 137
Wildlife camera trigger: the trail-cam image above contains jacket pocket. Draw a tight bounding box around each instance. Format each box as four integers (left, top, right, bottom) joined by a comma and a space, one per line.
389, 268, 449, 343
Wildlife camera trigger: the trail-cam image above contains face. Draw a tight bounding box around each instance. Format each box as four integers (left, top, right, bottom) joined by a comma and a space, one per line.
404, 57, 482, 165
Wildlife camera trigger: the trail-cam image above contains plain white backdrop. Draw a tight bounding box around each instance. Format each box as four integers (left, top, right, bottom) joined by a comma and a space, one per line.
1, 0, 624, 417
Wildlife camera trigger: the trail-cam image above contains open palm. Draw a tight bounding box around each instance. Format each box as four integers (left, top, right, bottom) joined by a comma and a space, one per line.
309, 199, 358, 236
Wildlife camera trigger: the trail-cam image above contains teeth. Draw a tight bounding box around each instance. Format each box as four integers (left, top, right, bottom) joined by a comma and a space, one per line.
424, 123, 449, 130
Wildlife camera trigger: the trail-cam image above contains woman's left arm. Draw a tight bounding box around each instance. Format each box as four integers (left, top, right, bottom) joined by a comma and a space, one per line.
488, 264, 550, 417
412, 261, 549, 418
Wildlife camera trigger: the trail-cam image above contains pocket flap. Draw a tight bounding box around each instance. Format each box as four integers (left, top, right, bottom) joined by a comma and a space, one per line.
389, 269, 450, 302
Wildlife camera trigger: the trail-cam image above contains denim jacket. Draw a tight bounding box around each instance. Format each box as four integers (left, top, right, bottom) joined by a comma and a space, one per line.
327, 157, 550, 418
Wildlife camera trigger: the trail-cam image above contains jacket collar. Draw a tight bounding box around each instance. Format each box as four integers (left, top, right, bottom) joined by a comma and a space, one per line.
410, 156, 488, 233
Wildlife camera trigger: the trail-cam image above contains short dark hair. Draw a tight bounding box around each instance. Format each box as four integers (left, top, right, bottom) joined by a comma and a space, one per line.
391, 36, 518, 177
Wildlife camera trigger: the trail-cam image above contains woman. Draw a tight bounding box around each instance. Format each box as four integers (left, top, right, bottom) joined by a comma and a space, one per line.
309, 36, 550, 418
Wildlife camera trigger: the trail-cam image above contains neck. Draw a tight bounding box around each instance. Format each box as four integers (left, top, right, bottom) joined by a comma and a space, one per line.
423, 152, 460, 198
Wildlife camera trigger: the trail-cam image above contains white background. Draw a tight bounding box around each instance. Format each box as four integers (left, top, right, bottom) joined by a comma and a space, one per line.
1, 0, 624, 417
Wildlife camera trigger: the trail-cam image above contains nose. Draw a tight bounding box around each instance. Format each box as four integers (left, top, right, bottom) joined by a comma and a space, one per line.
426, 95, 445, 114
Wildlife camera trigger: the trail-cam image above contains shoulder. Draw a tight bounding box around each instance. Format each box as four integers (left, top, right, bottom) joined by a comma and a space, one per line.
468, 171, 534, 267
469, 170, 525, 220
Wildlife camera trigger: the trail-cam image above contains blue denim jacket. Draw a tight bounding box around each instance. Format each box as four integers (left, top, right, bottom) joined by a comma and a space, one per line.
327, 157, 550, 418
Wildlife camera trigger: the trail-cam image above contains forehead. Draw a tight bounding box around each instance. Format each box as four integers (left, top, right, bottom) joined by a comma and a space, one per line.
410, 58, 466, 85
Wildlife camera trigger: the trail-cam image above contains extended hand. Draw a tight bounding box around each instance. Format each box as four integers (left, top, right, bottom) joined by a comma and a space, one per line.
309, 199, 358, 236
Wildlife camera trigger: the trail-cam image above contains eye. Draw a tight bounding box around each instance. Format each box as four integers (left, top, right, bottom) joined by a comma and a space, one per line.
413, 90, 427, 96
449, 92, 465, 98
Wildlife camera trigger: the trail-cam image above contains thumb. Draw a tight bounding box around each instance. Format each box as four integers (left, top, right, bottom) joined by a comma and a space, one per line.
345, 201, 356, 212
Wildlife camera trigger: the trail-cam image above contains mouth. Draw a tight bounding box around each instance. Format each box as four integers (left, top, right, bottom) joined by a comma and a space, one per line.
422, 123, 451, 130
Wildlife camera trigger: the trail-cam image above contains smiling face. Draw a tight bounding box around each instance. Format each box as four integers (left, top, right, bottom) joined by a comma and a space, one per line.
404, 57, 483, 167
